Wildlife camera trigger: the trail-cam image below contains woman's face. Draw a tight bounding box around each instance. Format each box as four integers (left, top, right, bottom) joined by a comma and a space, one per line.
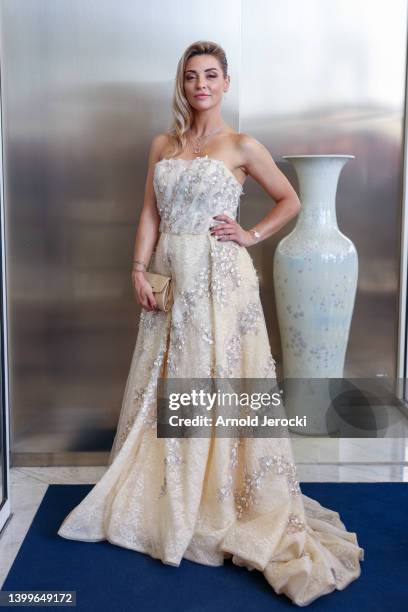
183, 54, 229, 111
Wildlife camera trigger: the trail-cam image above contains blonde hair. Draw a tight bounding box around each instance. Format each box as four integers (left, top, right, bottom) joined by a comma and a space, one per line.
164, 40, 229, 158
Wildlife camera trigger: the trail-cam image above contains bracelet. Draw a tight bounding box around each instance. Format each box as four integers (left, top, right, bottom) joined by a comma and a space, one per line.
132, 259, 147, 270
249, 228, 261, 242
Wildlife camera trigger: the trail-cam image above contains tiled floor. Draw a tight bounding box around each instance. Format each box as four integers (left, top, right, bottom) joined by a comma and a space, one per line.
1, 437, 407, 588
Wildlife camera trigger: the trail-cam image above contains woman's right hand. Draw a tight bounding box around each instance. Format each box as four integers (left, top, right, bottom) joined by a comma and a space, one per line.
132, 271, 157, 311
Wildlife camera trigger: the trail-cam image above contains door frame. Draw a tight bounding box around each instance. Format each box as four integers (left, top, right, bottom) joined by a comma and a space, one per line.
0, 52, 11, 534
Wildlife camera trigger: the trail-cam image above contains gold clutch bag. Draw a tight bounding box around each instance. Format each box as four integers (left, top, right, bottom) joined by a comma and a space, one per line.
144, 271, 173, 312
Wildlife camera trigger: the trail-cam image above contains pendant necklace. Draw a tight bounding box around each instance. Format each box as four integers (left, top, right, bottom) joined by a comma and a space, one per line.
189, 126, 225, 156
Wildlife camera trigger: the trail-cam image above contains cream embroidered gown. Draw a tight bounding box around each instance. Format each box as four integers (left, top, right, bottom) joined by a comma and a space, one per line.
58, 155, 364, 607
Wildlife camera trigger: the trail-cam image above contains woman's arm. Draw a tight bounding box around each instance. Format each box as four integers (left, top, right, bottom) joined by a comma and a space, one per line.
239, 134, 301, 243
131, 133, 167, 311
211, 134, 301, 247
132, 133, 167, 270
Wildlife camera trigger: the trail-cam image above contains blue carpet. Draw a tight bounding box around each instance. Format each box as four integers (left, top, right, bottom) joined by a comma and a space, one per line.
2, 483, 407, 611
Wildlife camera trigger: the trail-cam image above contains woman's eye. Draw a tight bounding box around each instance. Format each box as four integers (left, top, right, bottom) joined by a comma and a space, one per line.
185, 74, 217, 80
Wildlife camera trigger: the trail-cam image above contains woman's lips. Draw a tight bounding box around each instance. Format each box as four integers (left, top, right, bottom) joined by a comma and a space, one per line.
195, 94, 209, 98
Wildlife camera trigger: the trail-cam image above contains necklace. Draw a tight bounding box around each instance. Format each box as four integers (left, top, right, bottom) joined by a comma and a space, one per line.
188, 126, 225, 155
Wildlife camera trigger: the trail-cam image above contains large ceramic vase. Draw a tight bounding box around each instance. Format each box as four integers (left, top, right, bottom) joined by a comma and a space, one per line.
273, 155, 358, 435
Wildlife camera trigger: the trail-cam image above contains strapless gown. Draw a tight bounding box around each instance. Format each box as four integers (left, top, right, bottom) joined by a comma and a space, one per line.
57, 155, 364, 607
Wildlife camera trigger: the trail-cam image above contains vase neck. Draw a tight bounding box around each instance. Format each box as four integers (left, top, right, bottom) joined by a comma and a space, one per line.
285, 157, 351, 231
297, 194, 339, 230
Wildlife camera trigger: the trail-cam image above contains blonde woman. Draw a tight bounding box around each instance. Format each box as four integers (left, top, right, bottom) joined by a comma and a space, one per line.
58, 40, 364, 607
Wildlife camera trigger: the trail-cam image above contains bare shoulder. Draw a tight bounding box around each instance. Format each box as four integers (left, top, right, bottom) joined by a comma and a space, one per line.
149, 132, 172, 162
236, 132, 273, 164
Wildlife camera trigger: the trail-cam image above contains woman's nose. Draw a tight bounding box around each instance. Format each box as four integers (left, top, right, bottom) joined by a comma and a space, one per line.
197, 76, 206, 88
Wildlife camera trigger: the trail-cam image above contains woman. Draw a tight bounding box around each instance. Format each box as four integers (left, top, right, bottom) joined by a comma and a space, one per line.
58, 40, 364, 607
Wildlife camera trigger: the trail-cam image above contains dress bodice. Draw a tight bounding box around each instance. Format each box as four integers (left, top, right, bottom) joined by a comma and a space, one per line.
153, 155, 244, 234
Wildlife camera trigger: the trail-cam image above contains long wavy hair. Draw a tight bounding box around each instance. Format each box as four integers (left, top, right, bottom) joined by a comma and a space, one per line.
165, 41, 229, 158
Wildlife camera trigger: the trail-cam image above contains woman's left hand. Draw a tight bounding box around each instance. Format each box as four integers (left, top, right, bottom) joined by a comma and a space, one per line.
210, 214, 255, 247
